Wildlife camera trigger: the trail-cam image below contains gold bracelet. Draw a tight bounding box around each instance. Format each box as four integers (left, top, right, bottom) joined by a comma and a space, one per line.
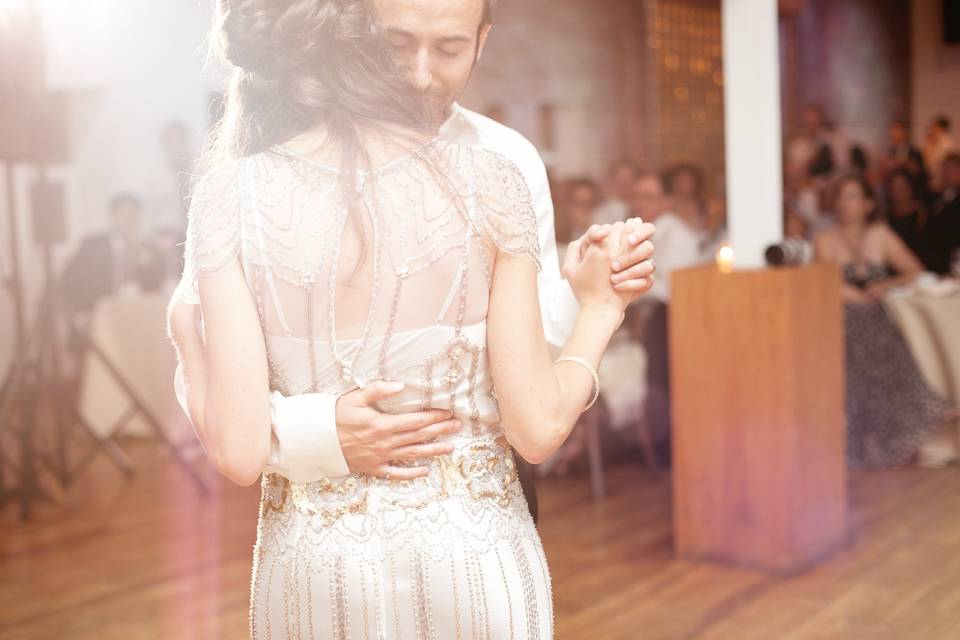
553, 356, 600, 412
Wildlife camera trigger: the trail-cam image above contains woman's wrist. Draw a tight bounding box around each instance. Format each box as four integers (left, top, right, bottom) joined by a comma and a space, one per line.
576, 303, 625, 332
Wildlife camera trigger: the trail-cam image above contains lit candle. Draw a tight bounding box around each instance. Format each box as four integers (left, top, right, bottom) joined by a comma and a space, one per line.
716, 243, 735, 273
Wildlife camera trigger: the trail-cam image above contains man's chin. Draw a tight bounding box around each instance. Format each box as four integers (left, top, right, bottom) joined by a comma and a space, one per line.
422, 97, 455, 128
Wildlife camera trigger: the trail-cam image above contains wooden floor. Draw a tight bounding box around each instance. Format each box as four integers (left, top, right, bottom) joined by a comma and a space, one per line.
2, 439, 960, 640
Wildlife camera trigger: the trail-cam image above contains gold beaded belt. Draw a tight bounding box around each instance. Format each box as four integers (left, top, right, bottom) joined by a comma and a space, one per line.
260, 435, 519, 526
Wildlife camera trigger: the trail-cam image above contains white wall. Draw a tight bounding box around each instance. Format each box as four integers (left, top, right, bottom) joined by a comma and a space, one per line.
912, 0, 960, 144
0, 0, 223, 373
41, 0, 222, 234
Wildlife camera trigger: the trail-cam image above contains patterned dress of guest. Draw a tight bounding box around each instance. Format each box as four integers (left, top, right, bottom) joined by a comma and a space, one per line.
841, 261, 952, 468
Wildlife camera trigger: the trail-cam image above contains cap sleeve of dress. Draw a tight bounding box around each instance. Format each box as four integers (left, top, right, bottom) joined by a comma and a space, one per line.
467, 148, 542, 271
178, 159, 243, 304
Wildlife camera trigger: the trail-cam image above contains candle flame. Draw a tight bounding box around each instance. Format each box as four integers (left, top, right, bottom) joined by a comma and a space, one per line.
716, 243, 735, 273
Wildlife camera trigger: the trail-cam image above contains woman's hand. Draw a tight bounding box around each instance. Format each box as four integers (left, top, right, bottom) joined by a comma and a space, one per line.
564, 219, 655, 313
864, 279, 891, 301
842, 285, 870, 304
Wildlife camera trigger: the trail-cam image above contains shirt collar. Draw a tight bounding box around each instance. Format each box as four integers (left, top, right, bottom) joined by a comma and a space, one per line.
439, 102, 474, 144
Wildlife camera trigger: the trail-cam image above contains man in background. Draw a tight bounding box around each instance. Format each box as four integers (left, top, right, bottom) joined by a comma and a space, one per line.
594, 159, 640, 224
61, 193, 167, 316
629, 171, 704, 467
924, 115, 955, 193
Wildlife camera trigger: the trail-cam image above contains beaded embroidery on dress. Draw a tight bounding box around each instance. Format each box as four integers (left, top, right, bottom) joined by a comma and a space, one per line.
181, 139, 553, 639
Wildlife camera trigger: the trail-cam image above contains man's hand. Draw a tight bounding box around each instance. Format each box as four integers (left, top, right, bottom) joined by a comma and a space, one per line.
335, 381, 463, 480
565, 218, 657, 294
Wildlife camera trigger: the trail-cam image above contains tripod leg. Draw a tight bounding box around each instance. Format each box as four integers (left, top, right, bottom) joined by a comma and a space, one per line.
0, 322, 61, 517
81, 336, 210, 496
67, 405, 136, 480
19, 367, 38, 520
37, 258, 73, 489
0, 418, 6, 503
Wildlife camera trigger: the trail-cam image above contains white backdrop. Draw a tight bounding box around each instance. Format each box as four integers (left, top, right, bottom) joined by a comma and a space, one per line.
0, 0, 223, 374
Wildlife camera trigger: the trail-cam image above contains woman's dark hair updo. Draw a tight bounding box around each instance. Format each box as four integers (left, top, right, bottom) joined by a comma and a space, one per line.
200, 0, 432, 176
198, 0, 443, 276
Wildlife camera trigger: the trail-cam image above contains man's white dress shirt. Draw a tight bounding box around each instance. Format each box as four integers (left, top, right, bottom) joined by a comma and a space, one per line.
645, 212, 704, 303
173, 103, 579, 483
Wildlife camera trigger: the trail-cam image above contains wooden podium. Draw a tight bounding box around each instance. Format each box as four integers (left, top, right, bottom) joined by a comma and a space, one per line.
669, 263, 847, 573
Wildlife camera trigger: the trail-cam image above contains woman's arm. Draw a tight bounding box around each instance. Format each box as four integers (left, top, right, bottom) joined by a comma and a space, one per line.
865, 224, 925, 299
166, 294, 210, 450
168, 267, 271, 486
176, 160, 272, 487
195, 257, 272, 486
488, 222, 646, 464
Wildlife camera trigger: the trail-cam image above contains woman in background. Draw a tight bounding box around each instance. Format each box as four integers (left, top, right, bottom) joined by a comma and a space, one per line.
814, 175, 953, 468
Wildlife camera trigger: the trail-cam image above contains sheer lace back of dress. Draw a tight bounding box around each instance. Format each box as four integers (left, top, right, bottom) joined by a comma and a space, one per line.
182, 139, 540, 396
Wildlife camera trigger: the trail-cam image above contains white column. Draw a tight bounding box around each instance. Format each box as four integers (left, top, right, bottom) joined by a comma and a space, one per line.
722, 0, 783, 268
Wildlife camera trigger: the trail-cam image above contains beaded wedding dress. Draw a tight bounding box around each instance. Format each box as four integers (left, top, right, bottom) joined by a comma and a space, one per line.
181, 138, 553, 639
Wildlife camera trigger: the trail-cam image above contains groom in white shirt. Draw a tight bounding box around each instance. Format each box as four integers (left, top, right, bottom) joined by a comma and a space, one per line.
168, 0, 656, 522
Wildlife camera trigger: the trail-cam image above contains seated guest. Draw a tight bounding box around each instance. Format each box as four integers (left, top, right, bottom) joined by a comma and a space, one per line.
593, 159, 640, 224
785, 210, 810, 241
884, 169, 935, 270
933, 152, 960, 215
555, 177, 601, 255
925, 153, 960, 274
788, 103, 837, 179
632, 171, 706, 466
785, 160, 827, 239
61, 193, 168, 315
923, 115, 955, 193
881, 119, 931, 205
814, 175, 953, 469
702, 171, 728, 259
643, 170, 705, 301
663, 163, 709, 234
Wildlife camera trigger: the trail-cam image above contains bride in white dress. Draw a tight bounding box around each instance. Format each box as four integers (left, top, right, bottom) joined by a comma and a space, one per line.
174, 1, 653, 638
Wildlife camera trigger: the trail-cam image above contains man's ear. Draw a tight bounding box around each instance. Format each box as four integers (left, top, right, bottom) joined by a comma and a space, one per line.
476, 24, 492, 63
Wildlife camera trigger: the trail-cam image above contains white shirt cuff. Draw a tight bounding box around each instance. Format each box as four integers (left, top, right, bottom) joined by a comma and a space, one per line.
264, 390, 351, 483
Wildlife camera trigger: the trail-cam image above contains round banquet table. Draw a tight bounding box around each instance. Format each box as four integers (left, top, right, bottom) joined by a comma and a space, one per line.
884, 278, 960, 466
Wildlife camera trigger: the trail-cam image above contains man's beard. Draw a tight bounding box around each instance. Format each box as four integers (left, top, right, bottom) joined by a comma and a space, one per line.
422, 93, 454, 127
420, 63, 476, 128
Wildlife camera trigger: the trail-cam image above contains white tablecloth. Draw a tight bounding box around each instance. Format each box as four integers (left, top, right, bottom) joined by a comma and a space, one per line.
78, 291, 193, 444
884, 279, 960, 465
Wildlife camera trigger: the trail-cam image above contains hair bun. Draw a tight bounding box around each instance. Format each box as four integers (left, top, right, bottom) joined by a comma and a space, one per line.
219, 0, 363, 77
219, 0, 287, 75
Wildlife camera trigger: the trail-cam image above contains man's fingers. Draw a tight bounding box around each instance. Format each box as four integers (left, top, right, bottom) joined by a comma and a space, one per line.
626, 222, 656, 247
388, 412, 460, 434
395, 418, 464, 446
374, 464, 430, 481
611, 259, 656, 284
613, 275, 655, 292
612, 240, 655, 272
391, 442, 455, 460
356, 380, 407, 404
